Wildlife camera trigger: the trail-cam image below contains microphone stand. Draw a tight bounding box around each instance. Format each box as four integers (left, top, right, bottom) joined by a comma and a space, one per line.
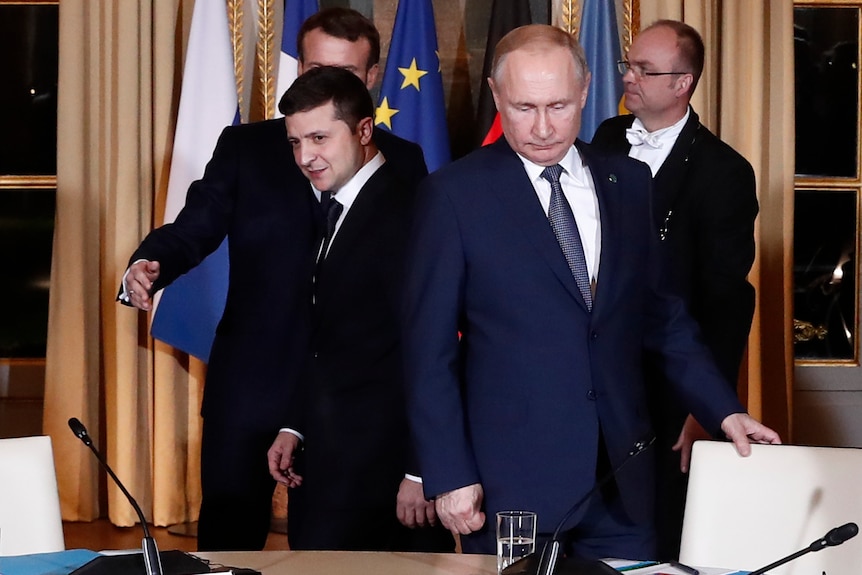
747, 522, 858, 575
503, 436, 655, 575
68, 418, 163, 575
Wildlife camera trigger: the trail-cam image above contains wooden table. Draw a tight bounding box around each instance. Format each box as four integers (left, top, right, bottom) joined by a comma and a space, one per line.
197, 550, 498, 575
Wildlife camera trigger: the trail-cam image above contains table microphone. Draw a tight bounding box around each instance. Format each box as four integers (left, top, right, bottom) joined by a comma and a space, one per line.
68, 417, 163, 575
746, 522, 858, 575
503, 435, 655, 575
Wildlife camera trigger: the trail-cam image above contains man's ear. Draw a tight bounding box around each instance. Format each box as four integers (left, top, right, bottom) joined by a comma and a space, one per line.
488, 77, 500, 109
358, 117, 374, 145
579, 72, 592, 108
675, 73, 693, 98
365, 63, 380, 90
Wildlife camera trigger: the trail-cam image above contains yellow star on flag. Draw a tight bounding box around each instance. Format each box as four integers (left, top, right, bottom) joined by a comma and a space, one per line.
398, 58, 428, 91
375, 97, 399, 129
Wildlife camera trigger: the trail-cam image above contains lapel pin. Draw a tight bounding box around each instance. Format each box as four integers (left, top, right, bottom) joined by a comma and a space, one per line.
608, 174, 617, 183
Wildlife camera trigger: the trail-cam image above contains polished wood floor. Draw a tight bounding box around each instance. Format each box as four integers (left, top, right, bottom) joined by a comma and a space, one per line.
62, 519, 289, 552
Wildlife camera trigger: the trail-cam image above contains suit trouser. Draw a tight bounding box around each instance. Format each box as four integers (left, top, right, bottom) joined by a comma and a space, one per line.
198, 417, 276, 551
460, 439, 656, 561
459, 482, 655, 560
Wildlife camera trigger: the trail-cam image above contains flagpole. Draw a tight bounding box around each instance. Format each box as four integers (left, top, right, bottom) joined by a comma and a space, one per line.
228, 0, 246, 122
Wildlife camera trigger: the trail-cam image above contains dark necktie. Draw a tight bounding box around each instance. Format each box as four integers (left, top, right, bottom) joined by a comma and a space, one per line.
541, 164, 593, 311
314, 195, 342, 291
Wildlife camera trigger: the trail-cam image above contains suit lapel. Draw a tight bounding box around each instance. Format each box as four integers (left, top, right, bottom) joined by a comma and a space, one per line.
315, 166, 392, 311
578, 142, 622, 318
489, 140, 588, 309
652, 108, 701, 229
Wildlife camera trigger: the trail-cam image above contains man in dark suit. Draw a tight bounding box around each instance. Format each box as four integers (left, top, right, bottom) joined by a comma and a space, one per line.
402, 24, 778, 560
265, 66, 450, 552
119, 8, 428, 551
592, 20, 758, 559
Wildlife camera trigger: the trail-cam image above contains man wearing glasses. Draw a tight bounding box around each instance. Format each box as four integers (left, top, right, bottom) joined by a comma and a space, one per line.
593, 20, 758, 560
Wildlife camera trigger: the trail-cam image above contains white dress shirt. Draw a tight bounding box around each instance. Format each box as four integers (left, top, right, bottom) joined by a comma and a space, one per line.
627, 108, 690, 177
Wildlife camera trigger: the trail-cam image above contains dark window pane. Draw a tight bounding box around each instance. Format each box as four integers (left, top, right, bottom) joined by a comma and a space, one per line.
0, 5, 59, 176
794, 7, 859, 178
0, 189, 56, 358
793, 189, 857, 361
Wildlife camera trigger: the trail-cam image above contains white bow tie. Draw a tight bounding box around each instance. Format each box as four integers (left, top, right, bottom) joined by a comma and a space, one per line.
625, 127, 663, 149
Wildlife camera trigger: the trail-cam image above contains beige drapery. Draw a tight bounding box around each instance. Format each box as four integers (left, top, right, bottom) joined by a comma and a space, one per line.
45, 0, 204, 526
44, 0, 795, 526
638, 1, 795, 438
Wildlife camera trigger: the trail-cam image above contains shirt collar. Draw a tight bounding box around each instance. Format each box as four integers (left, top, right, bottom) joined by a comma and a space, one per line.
518, 146, 587, 186
631, 107, 690, 146
312, 151, 385, 211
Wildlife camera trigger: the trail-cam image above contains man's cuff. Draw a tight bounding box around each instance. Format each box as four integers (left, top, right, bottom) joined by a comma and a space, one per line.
279, 428, 304, 443
404, 474, 422, 484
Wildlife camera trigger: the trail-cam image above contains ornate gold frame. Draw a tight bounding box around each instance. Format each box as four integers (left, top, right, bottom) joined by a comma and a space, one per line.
793, 0, 862, 366
0, 0, 58, 191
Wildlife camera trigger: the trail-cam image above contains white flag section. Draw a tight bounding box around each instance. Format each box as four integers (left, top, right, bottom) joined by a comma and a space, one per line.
151, 1, 238, 361
164, 2, 238, 223
275, 0, 319, 118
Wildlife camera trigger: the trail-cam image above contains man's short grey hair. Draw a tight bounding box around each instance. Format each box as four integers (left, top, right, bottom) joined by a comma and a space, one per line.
490, 24, 590, 85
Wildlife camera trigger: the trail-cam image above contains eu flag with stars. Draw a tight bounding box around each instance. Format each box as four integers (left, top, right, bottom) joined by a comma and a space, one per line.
376, 0, 450, 172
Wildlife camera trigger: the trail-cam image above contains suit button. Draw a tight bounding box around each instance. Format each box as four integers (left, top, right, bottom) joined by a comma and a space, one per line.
590, 331, 598, 340
587, 390, 597, 400
313, 351, 319, 358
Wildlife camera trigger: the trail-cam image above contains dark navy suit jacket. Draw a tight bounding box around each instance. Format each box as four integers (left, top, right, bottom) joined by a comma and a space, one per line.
402, 137, 743, 549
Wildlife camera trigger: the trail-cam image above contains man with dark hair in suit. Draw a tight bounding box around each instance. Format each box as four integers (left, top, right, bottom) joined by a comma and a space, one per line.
119, 8, 428, 552
403, 23, 777, 560
265, 66, 451, 552
592, 20, 758, 560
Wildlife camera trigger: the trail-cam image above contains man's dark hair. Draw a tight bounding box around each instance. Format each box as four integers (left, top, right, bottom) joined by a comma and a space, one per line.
647, 19, 705, 95
297, 7, 380, 70
278, 66, 374, 132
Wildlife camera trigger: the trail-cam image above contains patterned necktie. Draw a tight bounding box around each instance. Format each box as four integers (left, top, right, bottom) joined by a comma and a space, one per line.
541, 164, 593, 311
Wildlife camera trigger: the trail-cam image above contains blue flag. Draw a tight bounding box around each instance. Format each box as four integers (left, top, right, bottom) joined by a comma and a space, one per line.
375, 0, 450, 172
276, 0, 319, 115
579, 0, 624, 142
150, 2, 239, 362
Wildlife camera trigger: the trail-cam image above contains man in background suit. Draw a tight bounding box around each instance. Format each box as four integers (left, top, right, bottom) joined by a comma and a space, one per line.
265, 66, 450, 552
119, 8, 428, 551
402, 24, 778, 560
592, 20, 758, 559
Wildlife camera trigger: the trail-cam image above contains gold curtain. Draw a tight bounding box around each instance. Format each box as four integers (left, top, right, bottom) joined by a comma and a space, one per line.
45, 0, 204, 526
638, 0, 795, 439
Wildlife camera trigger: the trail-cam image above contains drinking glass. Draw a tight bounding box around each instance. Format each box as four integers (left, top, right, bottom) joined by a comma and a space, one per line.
496, 510, 537, 574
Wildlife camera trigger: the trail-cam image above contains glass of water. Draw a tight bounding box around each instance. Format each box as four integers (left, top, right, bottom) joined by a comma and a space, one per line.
496, 510, 537, 574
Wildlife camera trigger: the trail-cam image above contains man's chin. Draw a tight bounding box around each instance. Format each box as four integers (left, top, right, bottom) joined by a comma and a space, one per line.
523, 146, 568, 166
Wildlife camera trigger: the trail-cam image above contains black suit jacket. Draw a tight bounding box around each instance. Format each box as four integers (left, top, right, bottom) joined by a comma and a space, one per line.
592, 109, 757, 388
285, 161, 417, 547
125, 119, 428, 433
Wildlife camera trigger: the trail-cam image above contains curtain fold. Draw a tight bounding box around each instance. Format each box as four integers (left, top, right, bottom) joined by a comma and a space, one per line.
45, 0, 202, 526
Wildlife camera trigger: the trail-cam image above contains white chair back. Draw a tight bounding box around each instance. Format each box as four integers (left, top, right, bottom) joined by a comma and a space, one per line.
680, 440, 862, 574
0, 435, 65, 556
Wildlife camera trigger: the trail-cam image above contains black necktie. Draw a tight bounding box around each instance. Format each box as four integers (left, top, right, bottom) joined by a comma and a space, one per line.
541, 164, 593, 311
314, 195, 342, 292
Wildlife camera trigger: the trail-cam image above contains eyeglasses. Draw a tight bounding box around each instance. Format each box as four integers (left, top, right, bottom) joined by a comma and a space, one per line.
617, 60, 687, 79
